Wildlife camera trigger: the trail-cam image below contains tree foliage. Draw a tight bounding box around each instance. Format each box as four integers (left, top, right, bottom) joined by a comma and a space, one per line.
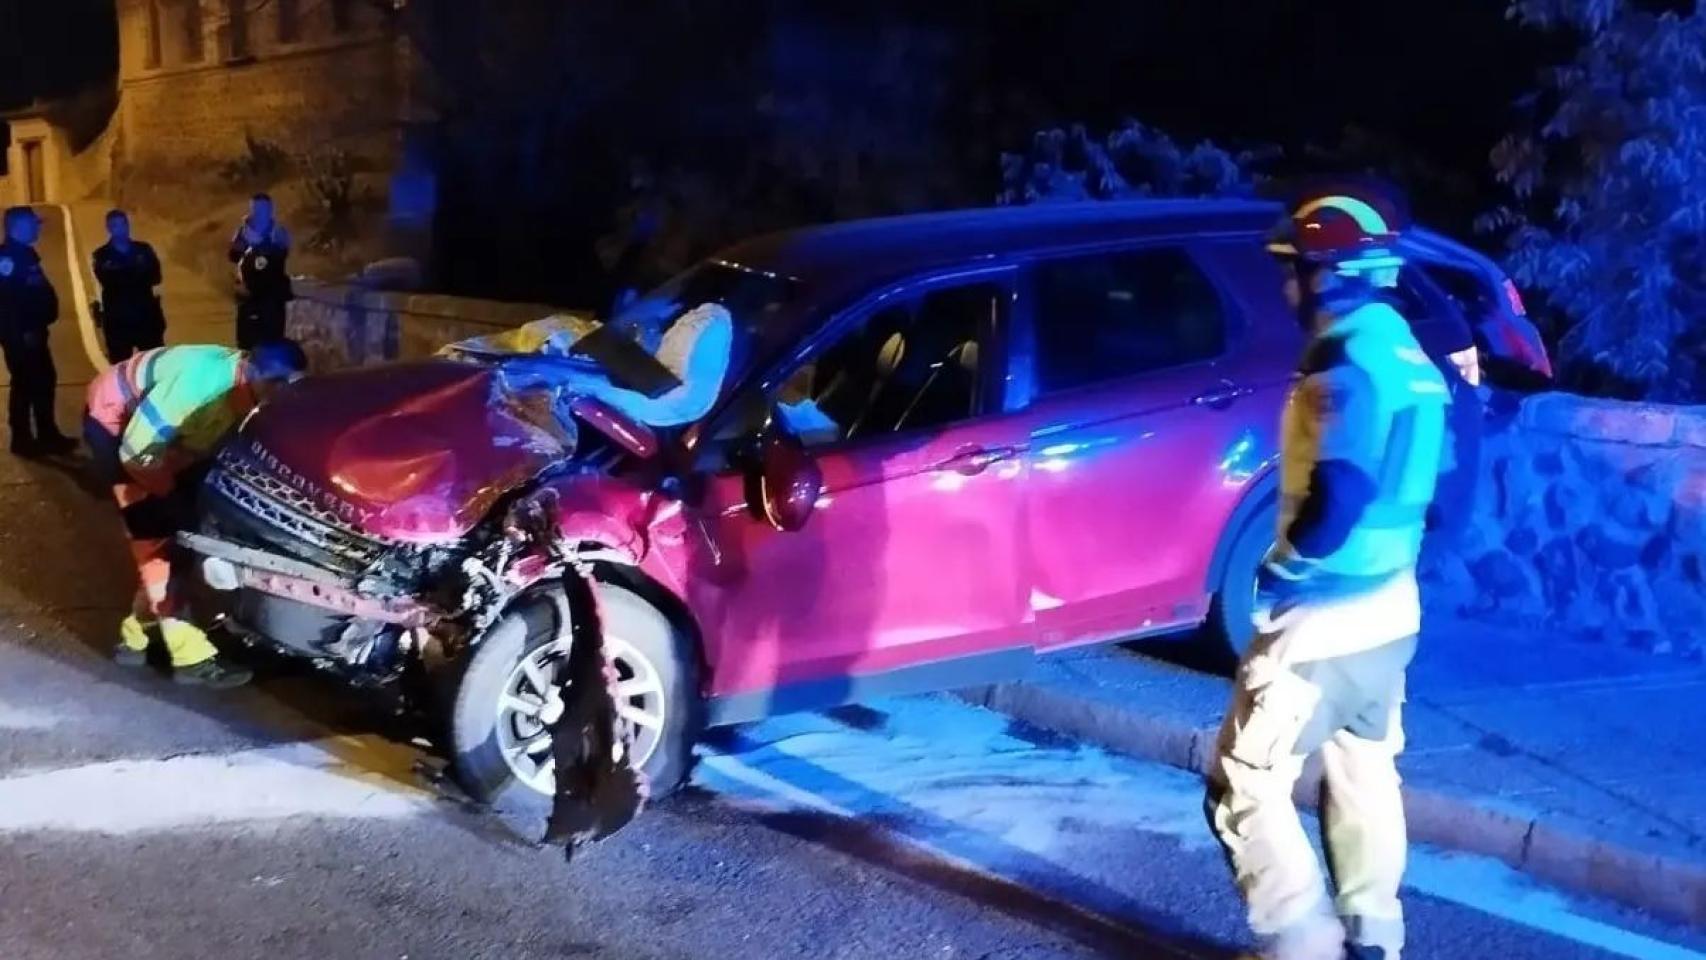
388, 1, 991, 307
1486, 0, 1706, 401
997, 121, 1272, 205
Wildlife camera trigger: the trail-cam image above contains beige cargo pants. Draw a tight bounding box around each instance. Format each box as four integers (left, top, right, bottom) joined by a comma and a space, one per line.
1206, 605, 1417, 960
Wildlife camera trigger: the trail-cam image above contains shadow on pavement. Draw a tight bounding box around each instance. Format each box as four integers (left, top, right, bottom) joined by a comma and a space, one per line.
0, 445, 442, 794
1122, 629, 1240, 679
679, 791, 1239, 960
26, 448, 114, 501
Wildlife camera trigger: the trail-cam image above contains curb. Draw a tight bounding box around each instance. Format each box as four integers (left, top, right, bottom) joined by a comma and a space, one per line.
957, 680, 1706, 928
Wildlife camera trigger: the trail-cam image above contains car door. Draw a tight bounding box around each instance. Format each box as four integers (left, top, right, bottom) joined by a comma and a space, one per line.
1014, 240, 1293, 651
681, 267, 1034, 716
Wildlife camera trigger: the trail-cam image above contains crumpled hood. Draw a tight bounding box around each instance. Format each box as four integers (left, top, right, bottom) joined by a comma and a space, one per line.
238, 360, 573, 542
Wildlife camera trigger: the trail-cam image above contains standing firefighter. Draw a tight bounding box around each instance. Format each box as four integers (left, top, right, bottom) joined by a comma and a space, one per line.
1206, 185, 1449, 960
92, 210, 167, 363
85, 341, 308, 687
0, 206, 78, 457
227, 194, 294, 349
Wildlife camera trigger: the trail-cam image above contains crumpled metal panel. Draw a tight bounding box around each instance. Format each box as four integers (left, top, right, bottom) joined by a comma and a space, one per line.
242, 360, 574, 543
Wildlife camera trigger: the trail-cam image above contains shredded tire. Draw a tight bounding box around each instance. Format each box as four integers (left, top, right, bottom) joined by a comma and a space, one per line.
449, 584, 700, 804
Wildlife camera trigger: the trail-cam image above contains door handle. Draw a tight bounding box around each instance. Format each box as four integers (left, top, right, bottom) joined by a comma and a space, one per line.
1191, 381, 1251, 410
946, 444, 1019, 476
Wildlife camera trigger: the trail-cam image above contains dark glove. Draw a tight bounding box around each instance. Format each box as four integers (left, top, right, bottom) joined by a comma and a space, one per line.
1252, 548, 1319, 625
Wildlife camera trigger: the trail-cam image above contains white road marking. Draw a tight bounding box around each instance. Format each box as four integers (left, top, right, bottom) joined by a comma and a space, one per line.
40, 202, 108, 374
702, 698, 1706, 960
0, 737, 432, 834
0, 699, 59, 730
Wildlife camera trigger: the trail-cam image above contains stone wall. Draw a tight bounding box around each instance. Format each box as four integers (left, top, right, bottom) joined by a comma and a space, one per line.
285, 279, 559, 371
1423, 393, 1706, 658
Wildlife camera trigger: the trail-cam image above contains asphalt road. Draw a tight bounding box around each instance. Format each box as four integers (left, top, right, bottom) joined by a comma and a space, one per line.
1, 216, 1702, 960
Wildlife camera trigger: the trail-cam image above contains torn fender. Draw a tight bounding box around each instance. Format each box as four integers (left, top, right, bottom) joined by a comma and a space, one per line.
528, 475, 654, 565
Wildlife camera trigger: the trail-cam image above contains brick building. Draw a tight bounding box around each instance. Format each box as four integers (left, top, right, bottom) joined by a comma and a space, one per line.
114, 0, 407, 175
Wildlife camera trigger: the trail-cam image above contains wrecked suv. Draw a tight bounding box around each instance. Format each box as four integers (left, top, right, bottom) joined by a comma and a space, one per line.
182, 200, 1549, 800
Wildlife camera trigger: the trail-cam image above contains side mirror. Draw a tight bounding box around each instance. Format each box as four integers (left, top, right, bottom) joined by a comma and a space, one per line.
747, 431, 822, 532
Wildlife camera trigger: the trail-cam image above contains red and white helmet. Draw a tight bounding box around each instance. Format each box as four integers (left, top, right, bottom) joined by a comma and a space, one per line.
1267, 181, 1408, 281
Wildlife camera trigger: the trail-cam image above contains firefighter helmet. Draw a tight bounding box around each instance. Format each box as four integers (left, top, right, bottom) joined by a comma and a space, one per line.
1267, 183, 1407, 278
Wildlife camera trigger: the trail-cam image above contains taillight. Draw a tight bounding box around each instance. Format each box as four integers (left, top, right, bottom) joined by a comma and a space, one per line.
1448, 347, 1483, 387
1503, 279, 1528, 317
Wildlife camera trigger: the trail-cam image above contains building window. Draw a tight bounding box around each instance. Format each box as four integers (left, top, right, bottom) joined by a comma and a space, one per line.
331, 0, 354, 33
183, 0, 205, 62
145, 0, 164, 67
223, 0, 250, 59
277, 0, 300, 43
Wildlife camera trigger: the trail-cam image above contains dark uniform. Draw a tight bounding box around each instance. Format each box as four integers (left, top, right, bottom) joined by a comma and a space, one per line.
0, 238, 71, 454
228, 221, 293, 349
92, 240, 167, 363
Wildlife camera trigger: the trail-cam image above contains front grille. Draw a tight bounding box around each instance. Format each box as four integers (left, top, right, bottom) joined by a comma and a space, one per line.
204, 447, 388, 574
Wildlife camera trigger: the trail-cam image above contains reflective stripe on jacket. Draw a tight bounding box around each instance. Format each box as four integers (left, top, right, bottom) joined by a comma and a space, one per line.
86, 345, 255, 484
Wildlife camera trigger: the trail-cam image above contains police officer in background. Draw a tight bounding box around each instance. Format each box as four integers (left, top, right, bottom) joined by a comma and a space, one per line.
0, 207, 77, 457
92, 210, 167, 363
227, 193, 294, 349
1205, 183, 1450, 960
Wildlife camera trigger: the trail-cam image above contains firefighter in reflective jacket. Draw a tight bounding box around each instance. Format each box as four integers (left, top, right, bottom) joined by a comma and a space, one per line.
84, 341, 307, 687
1206, 186, 1449, 960
227, 193, 294, 350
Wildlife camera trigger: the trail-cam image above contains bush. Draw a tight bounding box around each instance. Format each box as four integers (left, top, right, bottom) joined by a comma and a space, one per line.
219, 131, 290, 188
300, 148, 360, 253
1484, 0, 1706, 402
997, 121, 1275, 205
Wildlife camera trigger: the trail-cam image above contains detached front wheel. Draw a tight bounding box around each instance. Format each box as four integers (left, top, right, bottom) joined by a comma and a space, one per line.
449, 584, 700, 803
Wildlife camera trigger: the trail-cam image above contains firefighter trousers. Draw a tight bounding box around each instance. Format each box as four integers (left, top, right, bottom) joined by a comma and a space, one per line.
1206, 604, 1417, 959
84, 414, 217, 667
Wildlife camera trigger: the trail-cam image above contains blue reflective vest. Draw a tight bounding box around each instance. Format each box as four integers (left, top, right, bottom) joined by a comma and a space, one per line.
1277, 299, 1449, 583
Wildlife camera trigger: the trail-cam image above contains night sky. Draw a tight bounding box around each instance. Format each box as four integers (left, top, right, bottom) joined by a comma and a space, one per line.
0, 0, 118, 110
0, 0, 1551, 221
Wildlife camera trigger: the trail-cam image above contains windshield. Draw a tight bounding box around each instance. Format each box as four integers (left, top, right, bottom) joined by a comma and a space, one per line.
610, 261, 799, 375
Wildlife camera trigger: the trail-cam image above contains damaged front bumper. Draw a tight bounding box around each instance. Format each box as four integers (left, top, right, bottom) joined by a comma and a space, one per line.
178, 531, 441, 628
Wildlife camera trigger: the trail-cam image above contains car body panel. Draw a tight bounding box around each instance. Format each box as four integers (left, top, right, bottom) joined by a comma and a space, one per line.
243, 361, 572, 543
199, 200, 1547, 725
1012, 238, 1298, 649
672, 265, 1033, 699
679, 409, 1035, 699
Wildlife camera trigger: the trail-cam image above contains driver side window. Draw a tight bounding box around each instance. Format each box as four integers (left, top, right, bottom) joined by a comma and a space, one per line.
705, 277, 1006, 464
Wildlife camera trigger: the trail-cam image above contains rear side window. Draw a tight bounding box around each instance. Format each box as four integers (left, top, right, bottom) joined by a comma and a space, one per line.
1421, 263, 1499, 320
1030, 248, 1227, 394
1392, 269, 1472, 358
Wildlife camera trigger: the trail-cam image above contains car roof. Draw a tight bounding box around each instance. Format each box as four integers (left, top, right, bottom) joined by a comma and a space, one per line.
716, 199, 1283, 298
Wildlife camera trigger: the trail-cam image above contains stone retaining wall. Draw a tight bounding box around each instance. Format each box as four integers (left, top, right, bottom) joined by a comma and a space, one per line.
1423, 392, 1706, 658
285, 279, 560, 371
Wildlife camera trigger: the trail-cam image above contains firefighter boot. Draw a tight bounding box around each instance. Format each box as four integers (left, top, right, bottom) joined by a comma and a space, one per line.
1240, 915, 1348, 960
161, 619, 253, 689
113, 614, 152, 667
